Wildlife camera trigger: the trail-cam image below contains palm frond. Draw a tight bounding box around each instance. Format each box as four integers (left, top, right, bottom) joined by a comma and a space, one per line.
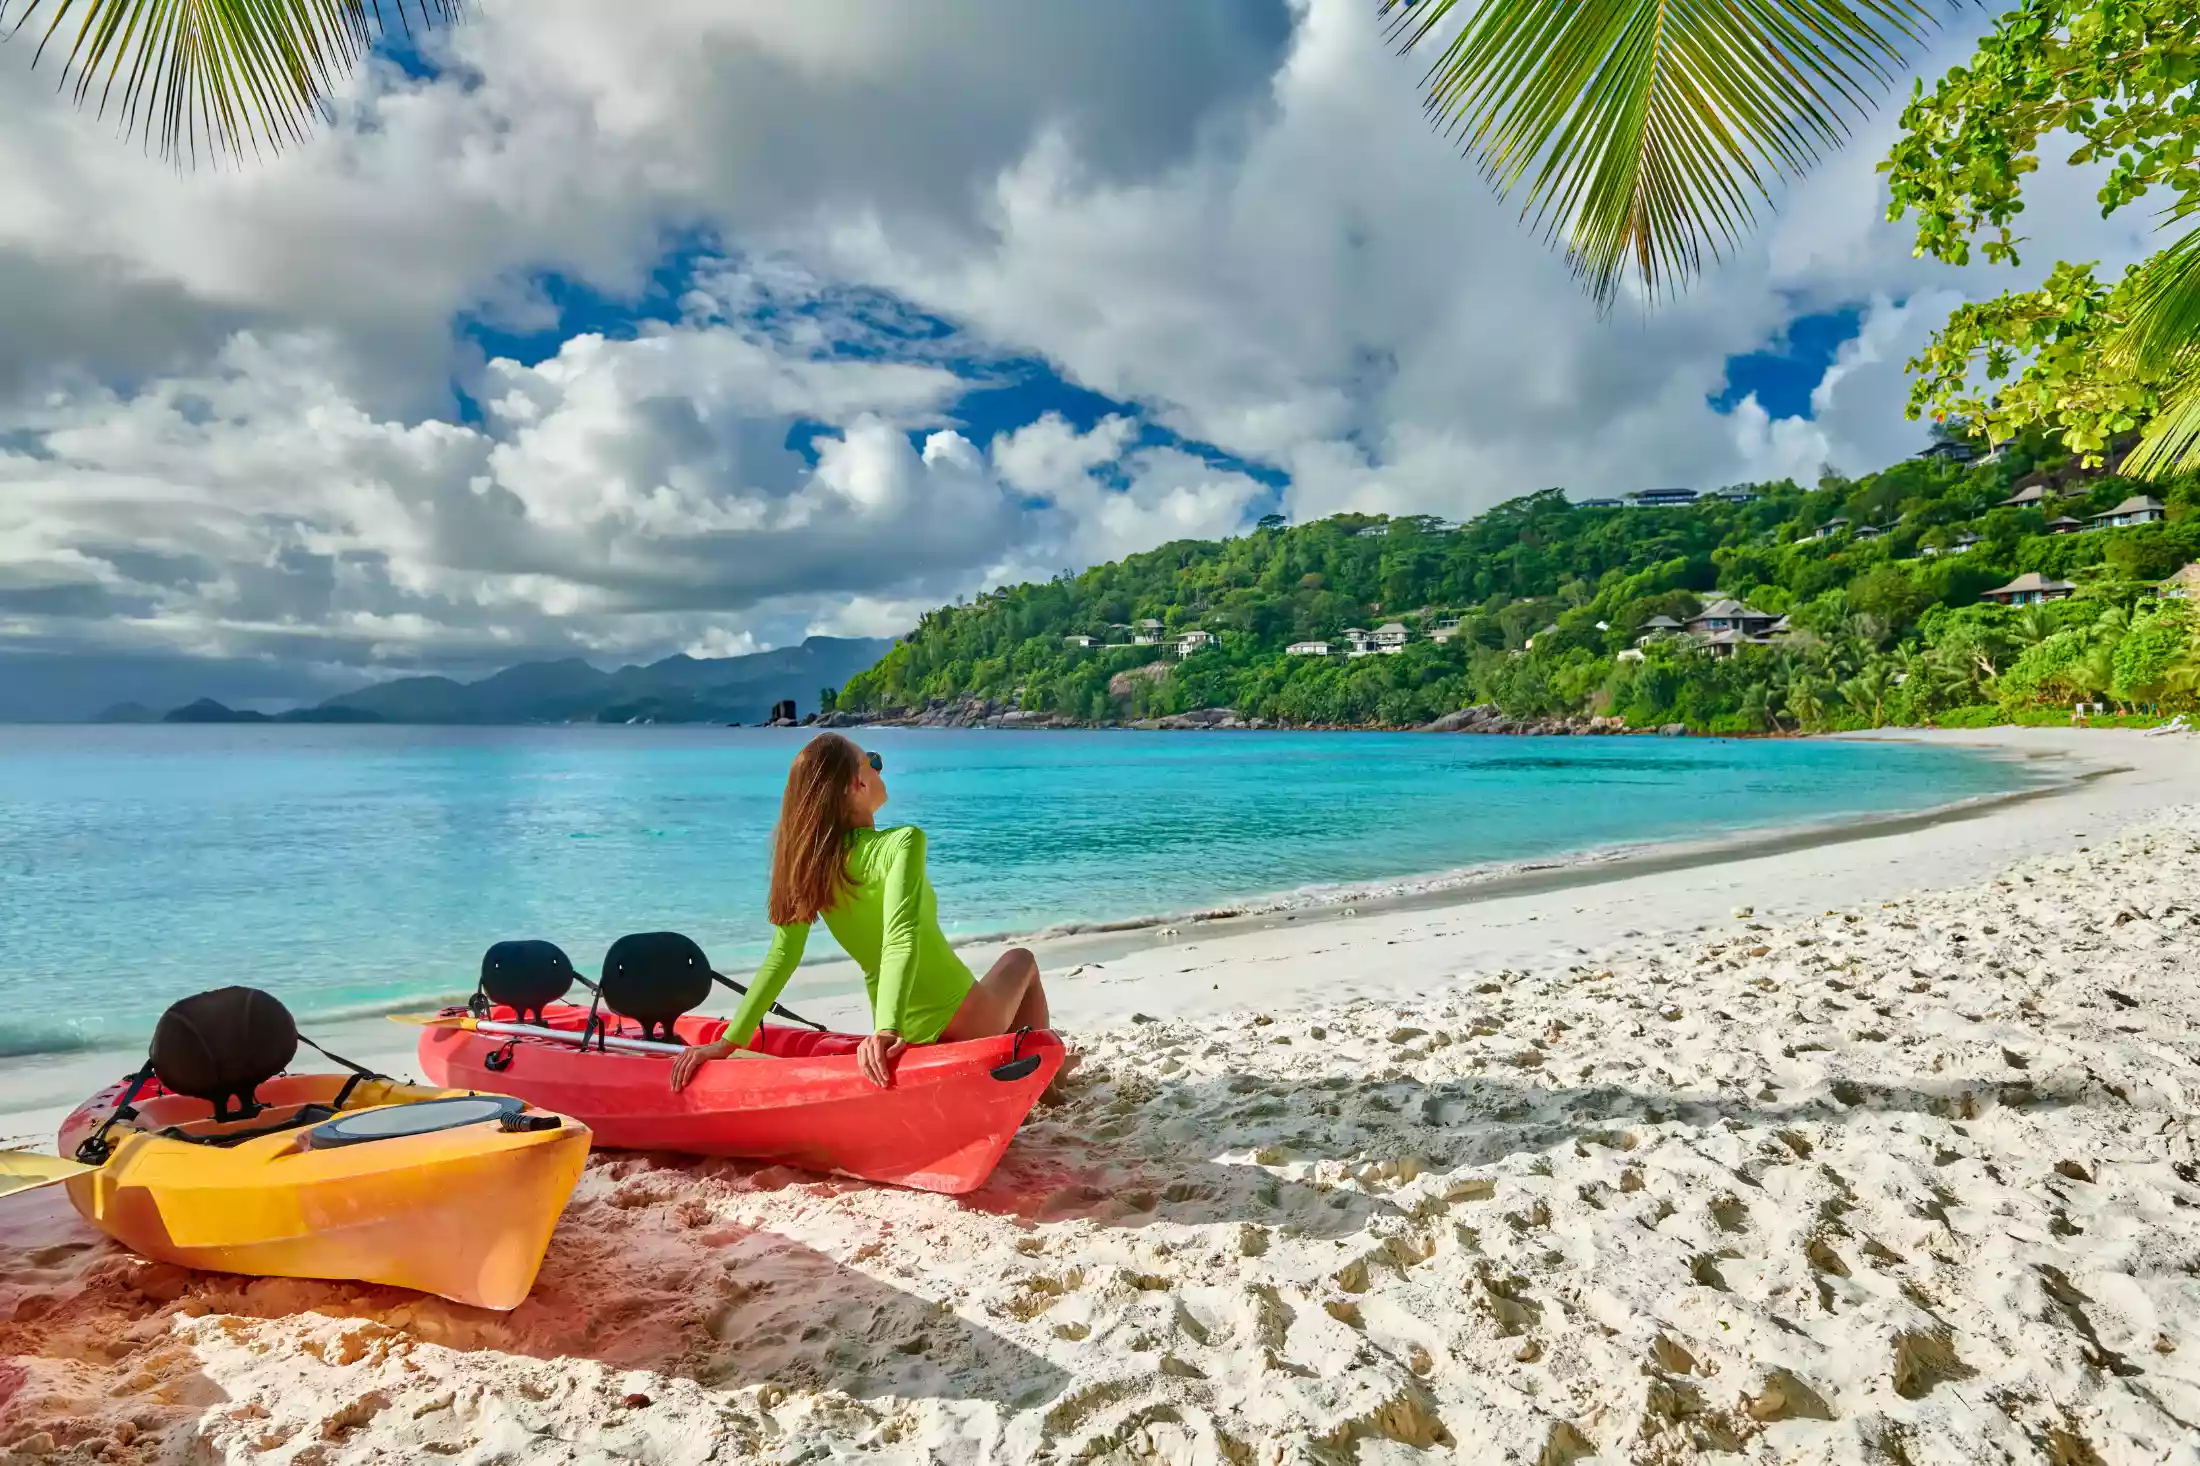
1, 0, 463, 165
2120, 379, 2200, 479
2111, 223, 2200, 478
1381, 0, 1937, 307
2109, 223, 2200, 372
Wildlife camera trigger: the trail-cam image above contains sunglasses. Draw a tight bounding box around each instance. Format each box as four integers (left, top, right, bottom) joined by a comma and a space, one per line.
865, 752, 883, 772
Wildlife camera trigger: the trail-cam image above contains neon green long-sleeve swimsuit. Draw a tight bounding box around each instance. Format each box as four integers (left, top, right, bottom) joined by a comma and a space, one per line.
723, 825, 975, 1047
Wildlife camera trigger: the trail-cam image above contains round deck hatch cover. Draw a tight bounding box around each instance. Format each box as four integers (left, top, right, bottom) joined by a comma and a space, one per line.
306, 1094, 524, 1148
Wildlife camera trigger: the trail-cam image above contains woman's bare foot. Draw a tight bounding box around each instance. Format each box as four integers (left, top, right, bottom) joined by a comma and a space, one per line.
1039, 1048, 1084, 1105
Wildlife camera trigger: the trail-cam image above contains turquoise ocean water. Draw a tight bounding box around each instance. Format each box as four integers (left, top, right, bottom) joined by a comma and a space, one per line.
0, 726, 2045, 1058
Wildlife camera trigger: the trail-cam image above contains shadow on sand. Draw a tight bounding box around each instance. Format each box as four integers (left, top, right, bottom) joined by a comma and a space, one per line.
952, 1060, 2099, 1236
0, 1177, 1066, 1416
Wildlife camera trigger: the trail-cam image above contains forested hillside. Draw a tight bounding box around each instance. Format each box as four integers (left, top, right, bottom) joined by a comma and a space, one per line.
839, 437, 2200, 732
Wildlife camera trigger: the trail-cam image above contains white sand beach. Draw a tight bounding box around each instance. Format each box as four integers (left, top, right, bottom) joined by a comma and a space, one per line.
5, 726, 2200, 1464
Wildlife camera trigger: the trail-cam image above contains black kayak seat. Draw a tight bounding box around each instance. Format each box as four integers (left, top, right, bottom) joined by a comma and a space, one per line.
76, 986, 395, 1166
599, 931, 715, 1042
478, 940, 578, 1023
151, 986, 300, 1122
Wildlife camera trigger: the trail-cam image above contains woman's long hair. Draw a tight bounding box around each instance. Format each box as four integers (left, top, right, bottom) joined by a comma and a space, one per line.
768, 733, 865, 925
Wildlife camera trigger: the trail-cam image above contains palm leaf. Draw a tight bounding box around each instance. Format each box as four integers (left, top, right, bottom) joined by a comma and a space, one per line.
2110, 223, 2200, 478
1, 0, 463, 164
1381, 0, 1937, 306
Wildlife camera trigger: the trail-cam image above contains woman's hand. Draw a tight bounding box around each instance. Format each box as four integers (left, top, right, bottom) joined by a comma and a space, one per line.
670, 1038, 736, 1091
857, 1030, 907, 1088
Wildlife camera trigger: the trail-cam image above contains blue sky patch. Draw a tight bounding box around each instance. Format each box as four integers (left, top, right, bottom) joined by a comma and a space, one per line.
456, 230, 725, 372
367, 10, 453, 83
456, 243, 1288, 498
1711, 303, 1863, 420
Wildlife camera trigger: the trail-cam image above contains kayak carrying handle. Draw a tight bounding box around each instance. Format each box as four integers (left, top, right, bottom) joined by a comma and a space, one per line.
499, 1112, 560, 1133
990, 1027, 1042, 1083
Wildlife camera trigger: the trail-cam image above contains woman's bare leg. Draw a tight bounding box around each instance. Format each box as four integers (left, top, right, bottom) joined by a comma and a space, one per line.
938, 948, 1079, 1098
938, 947, 1045, 1042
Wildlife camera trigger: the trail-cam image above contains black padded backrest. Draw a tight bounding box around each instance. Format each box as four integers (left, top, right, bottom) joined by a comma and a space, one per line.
600, 931, 713, 1042
479, 939, 577, 1023
150, 987, 298, 1122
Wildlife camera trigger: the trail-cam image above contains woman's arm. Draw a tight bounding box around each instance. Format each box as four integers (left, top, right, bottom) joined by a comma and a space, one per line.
675, 921, 813, 1090
872, 826, 928, 1038
721, 921, 811, 1049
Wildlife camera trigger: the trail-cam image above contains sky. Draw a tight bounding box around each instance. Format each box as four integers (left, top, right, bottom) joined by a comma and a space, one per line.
0, 0, 2171, 712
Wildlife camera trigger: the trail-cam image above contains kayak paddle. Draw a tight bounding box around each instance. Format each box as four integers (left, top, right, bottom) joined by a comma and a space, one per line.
0, 1149, 98, 1199
391, 1012, 762, 1059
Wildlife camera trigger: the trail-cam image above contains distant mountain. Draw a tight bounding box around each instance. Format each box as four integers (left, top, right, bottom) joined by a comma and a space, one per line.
159, 699, 386, 725
163, 698, 272, 724
0, 649, 367, 723
93, 701, 160, 724
313, 636, 894, 725
283, 705, 387, 724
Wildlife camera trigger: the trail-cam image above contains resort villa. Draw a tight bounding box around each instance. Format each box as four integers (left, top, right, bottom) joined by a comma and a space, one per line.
1624, 488, 1699, 507
2159, 563, 2200, 600
2092, 495, 2167, 529
1634, 614, 1684, 646
1285, 640, 1332, 657
2046, 516, 2086, 535
1921, 532, 1981, 557
1670, 600, 1783, 658
1981, 572, 2077, 607
2001, 483, 2050, 509
1132, 619, 1165, 645
1173, 629, 1215, 657
1426, 619, 1462, 643
1684, 600, 1780, 639
1063, 634, 1096, 648
1335, 624, 1409, 656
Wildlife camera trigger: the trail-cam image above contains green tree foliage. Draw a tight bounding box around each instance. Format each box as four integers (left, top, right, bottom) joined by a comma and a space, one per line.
841, 452, 2200, 731
2111, 602, 2196, 704
1885, 0, 2200, 474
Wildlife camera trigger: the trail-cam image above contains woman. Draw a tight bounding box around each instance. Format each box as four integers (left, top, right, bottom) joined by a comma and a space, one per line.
670, 733, 1062, 1091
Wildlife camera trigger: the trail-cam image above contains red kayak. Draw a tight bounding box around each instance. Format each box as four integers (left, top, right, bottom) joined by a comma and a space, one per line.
417, 1003, 1064, 1195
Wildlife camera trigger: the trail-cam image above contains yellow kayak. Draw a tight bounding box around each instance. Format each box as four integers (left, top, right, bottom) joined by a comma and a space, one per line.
58, 1070, 589, 1311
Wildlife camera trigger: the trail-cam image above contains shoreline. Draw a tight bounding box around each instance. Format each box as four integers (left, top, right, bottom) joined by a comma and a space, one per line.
959, 742, 2086, 950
